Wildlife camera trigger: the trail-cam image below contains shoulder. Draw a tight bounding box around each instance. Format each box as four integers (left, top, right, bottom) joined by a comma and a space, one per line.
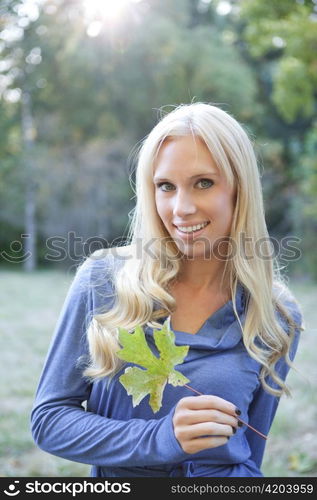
71, 246, 134, 305
75, 245, 133, 282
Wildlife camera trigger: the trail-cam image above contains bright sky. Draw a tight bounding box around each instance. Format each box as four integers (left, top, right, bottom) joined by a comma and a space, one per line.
83, 0, 142, 21
0, 0, 233, 42
0, 0, 144, 41
82, 0, 143, 37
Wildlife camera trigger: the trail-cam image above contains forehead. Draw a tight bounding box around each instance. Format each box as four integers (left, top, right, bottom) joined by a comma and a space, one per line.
153, 135, 219, 176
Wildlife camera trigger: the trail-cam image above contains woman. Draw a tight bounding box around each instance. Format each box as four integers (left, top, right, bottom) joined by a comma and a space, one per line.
31, 103, 303, 477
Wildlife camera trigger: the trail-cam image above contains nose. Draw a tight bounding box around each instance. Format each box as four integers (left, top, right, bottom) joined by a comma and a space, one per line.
172, 189, 196, 218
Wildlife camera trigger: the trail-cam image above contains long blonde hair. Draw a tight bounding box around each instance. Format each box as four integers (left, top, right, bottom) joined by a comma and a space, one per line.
83, 102, 304, 397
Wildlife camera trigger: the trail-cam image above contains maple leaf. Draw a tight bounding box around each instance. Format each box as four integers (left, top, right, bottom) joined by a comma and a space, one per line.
116, 320, 190, 413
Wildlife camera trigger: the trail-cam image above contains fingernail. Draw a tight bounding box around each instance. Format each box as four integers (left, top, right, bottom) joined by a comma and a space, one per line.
235, 408, 241, 415
232, 427, 236, 434
238, 420, 243, 427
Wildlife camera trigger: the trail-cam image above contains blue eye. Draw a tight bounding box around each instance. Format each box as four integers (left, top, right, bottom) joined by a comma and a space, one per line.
156, 179, 214, 191
197, 179, 214, 188
157, 182, 174, 192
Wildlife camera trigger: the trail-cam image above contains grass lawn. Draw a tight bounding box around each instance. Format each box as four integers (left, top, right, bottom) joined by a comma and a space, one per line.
1, 270, 316, 477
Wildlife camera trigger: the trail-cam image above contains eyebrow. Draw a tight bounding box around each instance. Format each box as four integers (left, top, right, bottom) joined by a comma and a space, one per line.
153, 172, 219, 182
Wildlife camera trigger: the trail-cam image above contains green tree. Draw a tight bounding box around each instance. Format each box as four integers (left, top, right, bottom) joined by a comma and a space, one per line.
238, 0, 317, 277
240, 0, 317, 123
0, 0, 271, 270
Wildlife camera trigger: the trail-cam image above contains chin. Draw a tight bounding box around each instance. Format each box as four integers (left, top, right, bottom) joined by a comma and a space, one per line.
175, 246, 208, 261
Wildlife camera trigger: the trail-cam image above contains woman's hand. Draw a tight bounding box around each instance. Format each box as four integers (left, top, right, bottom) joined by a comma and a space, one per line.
172, 395, 239, 454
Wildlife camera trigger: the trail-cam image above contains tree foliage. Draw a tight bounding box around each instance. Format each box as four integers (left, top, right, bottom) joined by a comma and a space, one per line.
238, 0, 317, 277
0, 0, 316, 276
240, 0, 317, 123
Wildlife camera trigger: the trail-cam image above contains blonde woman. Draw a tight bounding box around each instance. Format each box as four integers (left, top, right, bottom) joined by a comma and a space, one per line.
31, 103, 303, 477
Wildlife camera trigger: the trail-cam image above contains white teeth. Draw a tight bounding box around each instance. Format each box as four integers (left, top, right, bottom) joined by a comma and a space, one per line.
177, 222, 209, 233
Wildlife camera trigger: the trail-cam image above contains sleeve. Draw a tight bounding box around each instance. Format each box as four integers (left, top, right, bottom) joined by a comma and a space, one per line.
30, 254, 187, 468
245, 299, 303, 469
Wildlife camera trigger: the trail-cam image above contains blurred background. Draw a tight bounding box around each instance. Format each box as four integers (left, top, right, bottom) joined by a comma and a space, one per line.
0, 0, 316, 477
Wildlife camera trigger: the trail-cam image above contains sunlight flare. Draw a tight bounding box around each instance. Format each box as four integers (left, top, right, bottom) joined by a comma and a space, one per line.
83, 0, 137, 22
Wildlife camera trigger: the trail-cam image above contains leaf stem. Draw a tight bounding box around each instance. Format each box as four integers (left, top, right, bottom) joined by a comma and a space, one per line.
183, 383, 267, 441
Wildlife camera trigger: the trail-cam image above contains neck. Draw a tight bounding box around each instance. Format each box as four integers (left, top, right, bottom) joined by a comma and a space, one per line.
176, 258, 230, 293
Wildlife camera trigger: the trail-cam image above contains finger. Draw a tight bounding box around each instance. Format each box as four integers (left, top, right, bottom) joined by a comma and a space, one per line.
185, 422, 235, 440
183, 395, 237, 415
182, 409, 238, 427
185, 435, 229, 453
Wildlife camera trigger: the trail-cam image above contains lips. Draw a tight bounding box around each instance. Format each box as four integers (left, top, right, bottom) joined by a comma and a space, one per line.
176, 221, 209, 233
173, 221, 210, 228
174, 221, 210, 239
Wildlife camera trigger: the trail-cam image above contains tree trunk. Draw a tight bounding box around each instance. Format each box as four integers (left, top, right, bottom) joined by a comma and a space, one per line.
21, 90, 37, 271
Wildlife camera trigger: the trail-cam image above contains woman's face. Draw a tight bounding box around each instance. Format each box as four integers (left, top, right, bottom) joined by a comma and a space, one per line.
153, 135, 236, 260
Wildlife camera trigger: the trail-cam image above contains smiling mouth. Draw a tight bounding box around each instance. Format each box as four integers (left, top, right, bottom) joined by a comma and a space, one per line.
175, 221, 210, 234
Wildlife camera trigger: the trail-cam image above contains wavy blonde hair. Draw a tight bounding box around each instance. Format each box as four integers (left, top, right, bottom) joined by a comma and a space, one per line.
83, 102, 304, 397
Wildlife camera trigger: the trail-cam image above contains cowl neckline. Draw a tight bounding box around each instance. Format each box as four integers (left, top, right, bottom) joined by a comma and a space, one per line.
148, 282, 247, 352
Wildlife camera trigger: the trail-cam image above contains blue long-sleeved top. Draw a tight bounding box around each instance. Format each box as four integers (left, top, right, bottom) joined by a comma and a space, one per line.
30, 253, 302, 477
